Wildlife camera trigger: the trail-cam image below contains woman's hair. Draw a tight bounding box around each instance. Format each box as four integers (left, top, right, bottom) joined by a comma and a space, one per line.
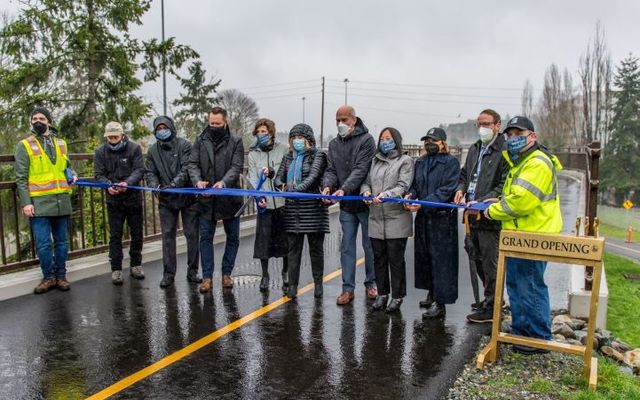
423, 140, 450, 155
252, 118, 276, 137
378, 127, 403, 152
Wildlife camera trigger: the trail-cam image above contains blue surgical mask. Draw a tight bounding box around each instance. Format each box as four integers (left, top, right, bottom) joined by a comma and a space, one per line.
155, 129, 172, 141
257, 134, 270, 147
507, 134, 530, 156
108, 140, 126, 152
292, 139, 306, 152
379, 139, 396, 154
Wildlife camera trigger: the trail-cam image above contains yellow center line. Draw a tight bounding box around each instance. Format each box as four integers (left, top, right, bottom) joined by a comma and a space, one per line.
607, 241, 640, 255
86, 257, 365, 400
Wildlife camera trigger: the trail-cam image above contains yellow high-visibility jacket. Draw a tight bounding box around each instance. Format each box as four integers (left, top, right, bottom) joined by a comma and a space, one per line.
21, 135, 71, 197
487, 146, 563, 233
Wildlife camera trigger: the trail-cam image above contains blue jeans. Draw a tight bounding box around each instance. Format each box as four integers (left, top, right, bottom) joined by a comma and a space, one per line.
200, 216, 240, 278
339, 210, 375, 293
31, 216, 69, 279
506, 257, 551, 340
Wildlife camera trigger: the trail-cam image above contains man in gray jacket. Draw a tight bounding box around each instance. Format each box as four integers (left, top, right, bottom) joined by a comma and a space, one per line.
454, 109, 509, 323
323, 105, 377, 305
145, 116, 201, 288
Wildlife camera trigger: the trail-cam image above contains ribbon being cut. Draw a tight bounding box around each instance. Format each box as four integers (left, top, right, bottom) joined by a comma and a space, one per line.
75, 175, 493, 212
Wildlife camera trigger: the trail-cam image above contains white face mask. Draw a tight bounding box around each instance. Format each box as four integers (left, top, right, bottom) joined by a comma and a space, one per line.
337, 122, 351, 137
478, 127, 495, 144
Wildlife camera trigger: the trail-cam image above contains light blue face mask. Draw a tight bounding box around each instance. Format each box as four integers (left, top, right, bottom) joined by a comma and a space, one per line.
379, 139, 396, 154
155, 129, 172, 141
292, 138, 306, 152
507, 134, 529, 156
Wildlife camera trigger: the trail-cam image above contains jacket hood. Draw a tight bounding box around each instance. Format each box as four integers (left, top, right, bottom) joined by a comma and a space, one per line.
289, 123, 316, 147
340, 117, 369, 141
153, 116, 177, 139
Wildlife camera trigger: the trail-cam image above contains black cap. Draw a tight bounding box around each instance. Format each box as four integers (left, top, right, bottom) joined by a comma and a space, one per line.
31, 107, 53, 124
504, 116, 535, 132
420, 127, 447, 141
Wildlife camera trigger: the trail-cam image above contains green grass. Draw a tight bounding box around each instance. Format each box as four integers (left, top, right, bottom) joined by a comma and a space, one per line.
527, 377, 555, 394
604, 252, 640, 347
599, 223, 633, 242
563, 358, 640, 400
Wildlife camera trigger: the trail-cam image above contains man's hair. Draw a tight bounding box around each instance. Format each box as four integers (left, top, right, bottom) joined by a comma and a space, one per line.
479, 109, 501, 124
253, 118, 276, 137
209, 106, 228, 120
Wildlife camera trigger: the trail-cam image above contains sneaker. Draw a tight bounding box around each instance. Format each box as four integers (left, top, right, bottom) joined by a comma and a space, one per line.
466, 308, 493, 324
471, 301, 484, 311
56, 278, 71, 291
221, 275, 234, 288
366, 286, 378, 300
199, 278, 212, 293
336, 292, 354, 305
112, 271, 124, 285
130, 266, 145, 280
34, 277, 57, 294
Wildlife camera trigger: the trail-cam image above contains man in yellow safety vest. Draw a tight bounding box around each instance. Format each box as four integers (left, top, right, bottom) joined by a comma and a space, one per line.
15, 108, 77, 294
485, 116, 563, 355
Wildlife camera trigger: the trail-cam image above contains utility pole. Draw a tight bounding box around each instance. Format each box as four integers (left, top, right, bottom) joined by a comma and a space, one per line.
161, 0, 167, 115
343, 78, 349, 104
320, 76, 325, 148
302, 96, 306, 123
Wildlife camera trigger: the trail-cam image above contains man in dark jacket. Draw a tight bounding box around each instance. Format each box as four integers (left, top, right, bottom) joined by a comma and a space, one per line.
145, 116, 202, 288
188, 106, 244, 293
454, 109, 509, 323
94, 121, 145, 285
322, 105, 377, 305
15, 107, 77, 294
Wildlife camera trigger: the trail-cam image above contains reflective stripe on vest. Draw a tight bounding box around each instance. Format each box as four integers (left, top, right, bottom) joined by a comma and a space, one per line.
25, 135, 42, 156
511, 155, 558, 203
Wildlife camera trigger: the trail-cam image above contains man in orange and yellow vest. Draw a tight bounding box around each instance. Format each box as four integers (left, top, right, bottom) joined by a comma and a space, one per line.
15, 108, 77, 294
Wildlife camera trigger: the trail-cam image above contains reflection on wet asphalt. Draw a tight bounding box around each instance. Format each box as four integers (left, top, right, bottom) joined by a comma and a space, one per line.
0, 175, 580, 400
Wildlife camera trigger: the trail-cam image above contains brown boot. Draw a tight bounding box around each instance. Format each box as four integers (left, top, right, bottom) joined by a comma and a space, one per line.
34, 277, 57, 294
221, 275, 234, 288
56, 278, 71, 291
336, 292, 355, 305
199, 278, 212, 293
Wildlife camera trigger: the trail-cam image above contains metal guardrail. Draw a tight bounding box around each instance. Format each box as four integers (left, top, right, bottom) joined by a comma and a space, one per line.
0, 153, 258, 273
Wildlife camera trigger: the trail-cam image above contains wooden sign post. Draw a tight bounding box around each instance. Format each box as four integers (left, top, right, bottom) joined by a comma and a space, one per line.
476, 230, 605, 391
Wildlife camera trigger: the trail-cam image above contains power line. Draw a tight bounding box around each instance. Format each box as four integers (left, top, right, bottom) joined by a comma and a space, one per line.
252, 91, 320, 101
324, 91, 520, 107
235, 79, 319, 91
243, 85, 320, 96
325, 85, 522, 100
325, 102, 460, 119
326, 78, 532, 92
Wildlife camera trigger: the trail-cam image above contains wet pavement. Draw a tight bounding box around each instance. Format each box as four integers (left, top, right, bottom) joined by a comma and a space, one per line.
0, 175, 581, 400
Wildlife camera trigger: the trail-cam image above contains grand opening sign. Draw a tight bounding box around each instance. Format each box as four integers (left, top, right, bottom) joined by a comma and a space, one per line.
499, 230, 604, 262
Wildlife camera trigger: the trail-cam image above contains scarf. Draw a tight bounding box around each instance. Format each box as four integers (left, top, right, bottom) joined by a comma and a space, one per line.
287, 150, 305, 187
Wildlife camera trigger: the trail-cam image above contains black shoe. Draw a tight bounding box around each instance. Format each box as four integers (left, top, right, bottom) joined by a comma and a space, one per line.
287, 285, 298, 299
422, 303, 446, 319
419, 293, 434, 308
372, 295, 388, 311
259, 276, 270, 292
314, 282, 323, 298
471, 300, 484, 311
466, 308, 493, 323
386, 298, 403, 313
281, 271, 289, 292
187, 271, 203, 284
160, 275, 174, 288
512, 344, 550, 355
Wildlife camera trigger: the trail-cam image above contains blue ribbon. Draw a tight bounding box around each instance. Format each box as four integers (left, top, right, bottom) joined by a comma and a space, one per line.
75, 179, 492, 211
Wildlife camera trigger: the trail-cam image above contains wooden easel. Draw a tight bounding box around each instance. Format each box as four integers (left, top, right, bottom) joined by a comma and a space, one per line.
476, 229, 605, 391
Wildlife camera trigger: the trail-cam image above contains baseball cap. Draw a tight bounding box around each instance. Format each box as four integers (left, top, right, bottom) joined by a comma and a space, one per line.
504, 116, 535, 132
420, 127, 447, 142
104, 121, 124, 137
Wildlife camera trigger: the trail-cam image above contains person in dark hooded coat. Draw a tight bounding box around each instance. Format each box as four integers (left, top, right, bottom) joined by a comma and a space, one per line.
406, 127, 460, 319
145, 115, 202, 288
275, 123, 329, 299
188, 106, 244, 293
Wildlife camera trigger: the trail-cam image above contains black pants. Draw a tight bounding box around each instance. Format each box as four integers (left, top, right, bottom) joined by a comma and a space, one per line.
371, 237, 407, 299
159, 202, 199, 277
107, 203, 143, 271
287, 233, 324, 287
464, 228, 500, 308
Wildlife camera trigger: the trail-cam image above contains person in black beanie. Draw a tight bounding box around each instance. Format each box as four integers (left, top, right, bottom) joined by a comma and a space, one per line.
145, 115, 202, 288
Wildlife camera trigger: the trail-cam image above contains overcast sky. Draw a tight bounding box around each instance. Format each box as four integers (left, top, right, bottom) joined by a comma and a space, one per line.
3, 0, 640, 144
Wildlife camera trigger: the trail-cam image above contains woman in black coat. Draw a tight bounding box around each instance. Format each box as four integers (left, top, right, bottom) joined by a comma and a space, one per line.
405, 127, 460, 319
275, 123, 329, 299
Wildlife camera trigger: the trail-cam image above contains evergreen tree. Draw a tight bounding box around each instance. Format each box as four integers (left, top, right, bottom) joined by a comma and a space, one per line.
173, 61, 220, 139
0, 0, 198, 146
601, 55, 640, 203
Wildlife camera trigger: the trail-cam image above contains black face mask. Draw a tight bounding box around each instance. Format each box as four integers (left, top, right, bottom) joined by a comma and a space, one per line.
425, 143, 439, 155
32, 122, 47, 135
208, 126, 226, 136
